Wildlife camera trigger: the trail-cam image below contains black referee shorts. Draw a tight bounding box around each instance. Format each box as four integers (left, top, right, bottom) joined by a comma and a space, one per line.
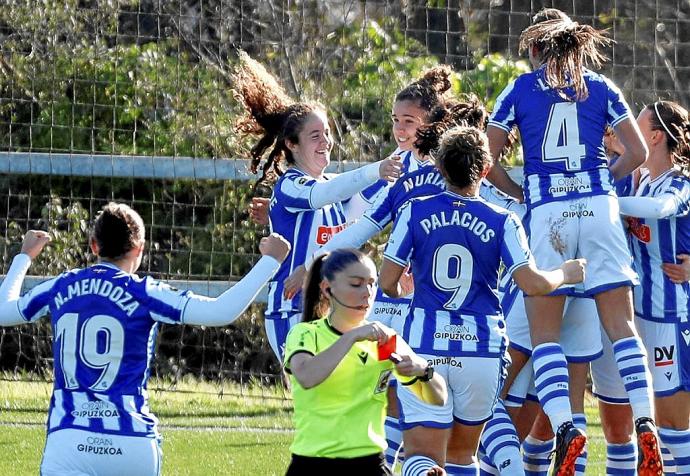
285, 452, 392, 475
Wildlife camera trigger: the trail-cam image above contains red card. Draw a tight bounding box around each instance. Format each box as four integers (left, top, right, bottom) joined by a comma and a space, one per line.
377, 335, 397, 361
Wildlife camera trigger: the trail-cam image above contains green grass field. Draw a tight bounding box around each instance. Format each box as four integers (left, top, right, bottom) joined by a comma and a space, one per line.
1, 378, 612, 475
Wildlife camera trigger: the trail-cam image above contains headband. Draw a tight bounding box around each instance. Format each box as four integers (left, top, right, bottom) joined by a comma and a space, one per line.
653, 101, 679, 144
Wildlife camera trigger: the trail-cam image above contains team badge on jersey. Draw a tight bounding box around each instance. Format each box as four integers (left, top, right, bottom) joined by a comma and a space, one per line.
375, 370, 392, 394
627, 217, 651, 243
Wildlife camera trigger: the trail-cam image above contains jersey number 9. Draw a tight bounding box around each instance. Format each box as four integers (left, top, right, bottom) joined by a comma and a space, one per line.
432, 244, 473, 311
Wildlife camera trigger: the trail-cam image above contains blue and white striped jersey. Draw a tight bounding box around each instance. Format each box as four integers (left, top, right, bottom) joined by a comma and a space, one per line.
359, 149, 427, 204
268, 168, 348, 314
17, 263, 192, 438
363, 162, 441, 231
626, 170, 690, 322
489, 67, 632, 208
384, 191, 533, 356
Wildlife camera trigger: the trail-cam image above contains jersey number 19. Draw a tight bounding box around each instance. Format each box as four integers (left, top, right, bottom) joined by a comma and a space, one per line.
55, 313, 125, 391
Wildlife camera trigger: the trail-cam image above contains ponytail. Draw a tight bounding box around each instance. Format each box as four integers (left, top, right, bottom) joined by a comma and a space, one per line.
519, 18, 612, 101
302, 255, 328, 323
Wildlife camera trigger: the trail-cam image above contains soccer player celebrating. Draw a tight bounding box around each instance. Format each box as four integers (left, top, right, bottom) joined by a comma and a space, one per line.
0, 203, 291, 476
486, 9, 662, 474
618, 100, 690, 474
283, 248, 447, 476
379, 126, 585, 476
232, 52, 401, 362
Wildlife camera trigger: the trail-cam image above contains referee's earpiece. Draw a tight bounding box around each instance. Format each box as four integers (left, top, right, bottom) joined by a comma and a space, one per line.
325, 287, 331, 295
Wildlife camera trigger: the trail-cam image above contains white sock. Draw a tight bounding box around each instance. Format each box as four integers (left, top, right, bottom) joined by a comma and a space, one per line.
606, 441, 636, 475
532, 343, 572, 432
522, 435, 554, 476
612, 337, 653, 420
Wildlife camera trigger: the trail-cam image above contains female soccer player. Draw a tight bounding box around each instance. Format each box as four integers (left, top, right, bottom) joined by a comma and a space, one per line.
379, 126, 585, 476
283, 248, 446, 476
247, 65, 458, 227
0, 203, 291, 476
232, 52, 401, 362
486, 9, 661, 474
617, 100, 690, 474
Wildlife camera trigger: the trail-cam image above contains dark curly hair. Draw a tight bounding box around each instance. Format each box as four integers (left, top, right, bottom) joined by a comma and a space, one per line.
232, 52, 326, 185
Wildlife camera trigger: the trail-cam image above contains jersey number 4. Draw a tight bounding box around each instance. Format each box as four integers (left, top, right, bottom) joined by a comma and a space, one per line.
55, 313, 125, 391
541, 102, 586, 171
432, 244, 473, 310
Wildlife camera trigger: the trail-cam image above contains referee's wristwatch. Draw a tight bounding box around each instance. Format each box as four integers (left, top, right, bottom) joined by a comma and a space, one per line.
418, 364, 434, 382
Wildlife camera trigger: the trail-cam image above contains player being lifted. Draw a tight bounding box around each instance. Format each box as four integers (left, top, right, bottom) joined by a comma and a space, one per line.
379, 126, 585, 476
0, 203, 290, 476
486, 9, 662, 475
232, 52, 401, 362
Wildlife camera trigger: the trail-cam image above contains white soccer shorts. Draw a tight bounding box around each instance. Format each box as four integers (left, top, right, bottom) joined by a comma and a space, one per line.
40, 428, 162, 476
397, 353, 508, 429
527, 195, 638, 295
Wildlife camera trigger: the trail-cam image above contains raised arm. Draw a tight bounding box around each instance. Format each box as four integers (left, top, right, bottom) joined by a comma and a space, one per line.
609, 117, 648, 181
0, 230, 51, 326
486, 126, 524, 202
182, 234, 290, 326
309, 158, 401, 209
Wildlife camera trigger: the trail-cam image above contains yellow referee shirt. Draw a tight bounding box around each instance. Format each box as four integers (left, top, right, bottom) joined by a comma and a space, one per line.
284, 318, 401, 459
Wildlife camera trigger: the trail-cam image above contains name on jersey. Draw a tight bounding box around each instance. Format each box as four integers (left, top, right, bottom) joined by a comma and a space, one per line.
316, 224, 346, 245
548, 177, 592, 195
402, 171, 445, 193
420, 210, 495, 242
54, 279, 140, 316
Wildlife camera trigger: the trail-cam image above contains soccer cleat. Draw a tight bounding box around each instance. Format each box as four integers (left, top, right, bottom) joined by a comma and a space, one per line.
635, 417, 663, 476
551, 422, 587, 476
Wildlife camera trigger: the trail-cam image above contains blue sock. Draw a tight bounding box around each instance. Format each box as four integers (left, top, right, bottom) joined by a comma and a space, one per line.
403, 455, 439, 476
384, 416, 404, 469
446, 461, 479, 475
659, 427, 690, 474
523, 435, 554, 476
612, 337, 652, 420
606, 442, 636, 475
480, 400, 523, 475
573, 413, 587, 476
533, 343, 572, 432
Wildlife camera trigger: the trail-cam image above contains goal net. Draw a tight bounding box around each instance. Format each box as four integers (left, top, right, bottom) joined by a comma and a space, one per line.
0, 0, 687, 398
